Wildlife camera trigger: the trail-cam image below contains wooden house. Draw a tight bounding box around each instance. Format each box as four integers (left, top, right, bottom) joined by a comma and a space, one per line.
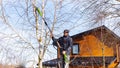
43, 25, 120, 68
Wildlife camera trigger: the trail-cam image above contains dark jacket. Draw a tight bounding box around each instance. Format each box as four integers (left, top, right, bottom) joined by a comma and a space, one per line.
52, 36, 73, 55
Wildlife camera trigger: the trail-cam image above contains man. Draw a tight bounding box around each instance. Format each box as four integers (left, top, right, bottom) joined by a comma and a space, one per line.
51, 29, 73, 68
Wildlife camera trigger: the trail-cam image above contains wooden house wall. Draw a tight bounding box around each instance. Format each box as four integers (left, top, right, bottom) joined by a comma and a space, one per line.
117, 45, 120, 62
119, 46, 120, 61
71, 35, 114, 57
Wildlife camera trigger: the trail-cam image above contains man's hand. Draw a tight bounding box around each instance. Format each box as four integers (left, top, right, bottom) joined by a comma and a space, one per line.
62, 51, 66, 55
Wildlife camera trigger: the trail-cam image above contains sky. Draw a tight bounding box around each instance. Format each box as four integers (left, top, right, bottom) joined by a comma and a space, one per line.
0, 0, 120, 67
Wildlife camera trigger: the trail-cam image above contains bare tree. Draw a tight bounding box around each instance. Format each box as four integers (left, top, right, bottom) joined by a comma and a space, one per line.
0, 0, 120, 68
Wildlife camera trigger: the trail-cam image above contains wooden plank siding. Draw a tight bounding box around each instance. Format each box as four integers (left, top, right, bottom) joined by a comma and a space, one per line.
117, 44, 120, 62
70, 35, 114, 57
119, 46, 120, 62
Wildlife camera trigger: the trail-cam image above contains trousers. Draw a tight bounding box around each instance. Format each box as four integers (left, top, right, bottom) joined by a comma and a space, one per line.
58, 55, 70, 68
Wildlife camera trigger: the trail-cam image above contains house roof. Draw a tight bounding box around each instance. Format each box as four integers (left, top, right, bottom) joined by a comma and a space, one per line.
70, 56, 115, 66
42, 56, 115, 67
42, 58, 58, 67
71, 25, 120, 47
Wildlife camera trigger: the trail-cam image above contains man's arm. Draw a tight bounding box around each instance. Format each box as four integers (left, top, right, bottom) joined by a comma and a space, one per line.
50, 34, 61, 48
51, 34, 58, 46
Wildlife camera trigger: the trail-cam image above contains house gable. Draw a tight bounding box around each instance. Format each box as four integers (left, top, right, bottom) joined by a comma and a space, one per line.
71, 25, 120, 57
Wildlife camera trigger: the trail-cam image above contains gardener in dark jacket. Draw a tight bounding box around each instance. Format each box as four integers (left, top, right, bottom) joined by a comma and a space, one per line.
50, 29, 73, 68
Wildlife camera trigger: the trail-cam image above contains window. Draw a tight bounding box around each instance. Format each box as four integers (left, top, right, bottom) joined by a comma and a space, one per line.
72, 43, 79, 55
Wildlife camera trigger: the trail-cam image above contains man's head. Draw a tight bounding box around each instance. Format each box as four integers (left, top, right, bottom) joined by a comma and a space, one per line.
63, 29, 69, 36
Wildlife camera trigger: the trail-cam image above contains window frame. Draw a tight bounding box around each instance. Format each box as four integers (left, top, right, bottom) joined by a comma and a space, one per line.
72, 43, 80, 55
